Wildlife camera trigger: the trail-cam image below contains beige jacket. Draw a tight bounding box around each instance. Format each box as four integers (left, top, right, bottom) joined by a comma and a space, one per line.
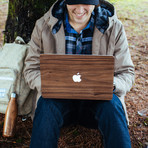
24, 0, 135, 123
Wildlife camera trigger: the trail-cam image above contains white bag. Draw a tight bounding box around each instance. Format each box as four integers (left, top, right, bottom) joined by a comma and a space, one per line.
0, 37, 32, 115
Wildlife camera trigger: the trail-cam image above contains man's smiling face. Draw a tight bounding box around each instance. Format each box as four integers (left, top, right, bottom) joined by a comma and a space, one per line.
66, 4, 95, 27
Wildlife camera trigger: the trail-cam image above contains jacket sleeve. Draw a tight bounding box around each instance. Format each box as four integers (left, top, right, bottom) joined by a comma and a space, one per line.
113, 22, 135, 97
24, 19, 43, 93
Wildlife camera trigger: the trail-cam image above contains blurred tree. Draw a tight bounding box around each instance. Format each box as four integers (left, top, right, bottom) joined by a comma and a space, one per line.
4, 0, 56, 43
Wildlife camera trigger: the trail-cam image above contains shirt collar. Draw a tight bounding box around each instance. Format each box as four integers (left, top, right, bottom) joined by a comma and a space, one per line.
65, 10, 95, 34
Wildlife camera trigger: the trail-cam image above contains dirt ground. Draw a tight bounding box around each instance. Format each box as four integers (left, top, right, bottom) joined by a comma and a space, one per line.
0, 0, 147, 148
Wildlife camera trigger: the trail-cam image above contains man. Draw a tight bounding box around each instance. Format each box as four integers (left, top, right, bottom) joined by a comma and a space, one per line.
24, 0, 135, 147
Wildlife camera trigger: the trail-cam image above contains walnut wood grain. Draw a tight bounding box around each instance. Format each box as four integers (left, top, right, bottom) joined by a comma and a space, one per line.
40, 54, 114, 100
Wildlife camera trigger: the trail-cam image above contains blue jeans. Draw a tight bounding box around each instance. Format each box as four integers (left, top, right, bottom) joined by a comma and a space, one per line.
30, 94, 131, 148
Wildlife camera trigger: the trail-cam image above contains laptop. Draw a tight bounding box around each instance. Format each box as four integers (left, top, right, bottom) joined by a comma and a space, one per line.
40, 54, 114, 100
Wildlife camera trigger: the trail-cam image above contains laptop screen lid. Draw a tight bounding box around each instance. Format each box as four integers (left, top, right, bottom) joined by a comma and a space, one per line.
40, 54, 114, 100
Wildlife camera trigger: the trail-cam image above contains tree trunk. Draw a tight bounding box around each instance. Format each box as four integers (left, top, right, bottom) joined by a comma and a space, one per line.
4, 0, 56, 43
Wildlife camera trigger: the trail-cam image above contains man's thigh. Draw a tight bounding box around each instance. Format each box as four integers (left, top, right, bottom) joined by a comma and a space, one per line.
77, 94, 124, 129
35, 97, 80, 127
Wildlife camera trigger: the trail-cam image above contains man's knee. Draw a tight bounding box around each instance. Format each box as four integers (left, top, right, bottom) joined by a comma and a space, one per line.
94, 94, 125, 121
104, 94, 123, 112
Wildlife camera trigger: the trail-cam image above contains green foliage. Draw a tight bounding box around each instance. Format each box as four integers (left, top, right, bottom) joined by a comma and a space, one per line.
16, 138, 23, 143
73, 130, 79, 137
143, 118, 148, 126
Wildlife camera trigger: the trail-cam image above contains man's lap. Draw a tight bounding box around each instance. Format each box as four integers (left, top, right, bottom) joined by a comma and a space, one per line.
34, 94, 125, 128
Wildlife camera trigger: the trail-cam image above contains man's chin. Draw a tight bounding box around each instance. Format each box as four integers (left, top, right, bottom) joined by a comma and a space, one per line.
74, 18, 88, 25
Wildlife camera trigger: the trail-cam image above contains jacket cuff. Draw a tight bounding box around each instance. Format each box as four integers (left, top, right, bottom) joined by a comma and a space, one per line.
113, 77, 126, 96
34, 76, 41, 93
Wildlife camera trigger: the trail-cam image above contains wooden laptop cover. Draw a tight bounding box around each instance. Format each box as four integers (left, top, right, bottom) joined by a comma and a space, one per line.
40, 54, 114, 100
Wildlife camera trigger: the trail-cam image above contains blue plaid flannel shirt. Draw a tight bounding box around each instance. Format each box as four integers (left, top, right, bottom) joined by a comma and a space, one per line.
64, 11, 95, 55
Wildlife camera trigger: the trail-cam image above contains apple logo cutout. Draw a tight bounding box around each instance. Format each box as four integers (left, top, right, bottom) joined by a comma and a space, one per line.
72, 73, 81, 82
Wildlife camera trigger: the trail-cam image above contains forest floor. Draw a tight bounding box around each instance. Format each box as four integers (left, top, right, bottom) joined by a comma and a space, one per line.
0, 0, 148, 148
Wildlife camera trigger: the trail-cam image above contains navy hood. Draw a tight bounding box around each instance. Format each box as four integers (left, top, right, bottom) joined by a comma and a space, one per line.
51, 0, 114, 34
